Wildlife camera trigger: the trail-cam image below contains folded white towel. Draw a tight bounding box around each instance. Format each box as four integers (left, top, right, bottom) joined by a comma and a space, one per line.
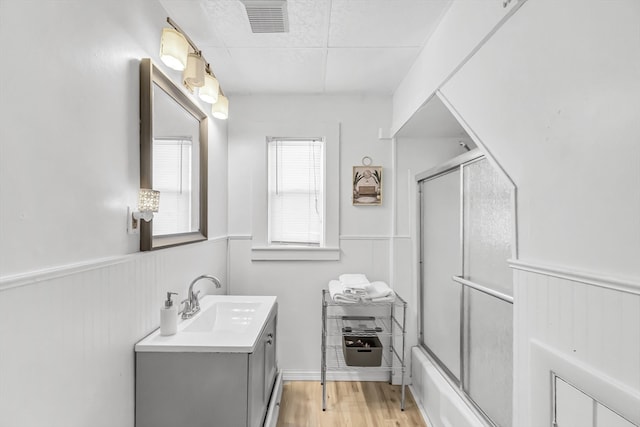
328, 279, 395, 304
339, 274, 370, 290
344, 287, 367, 296
328, 280, 360, 303
366, 281, 394, 299
363, 281, 395, 303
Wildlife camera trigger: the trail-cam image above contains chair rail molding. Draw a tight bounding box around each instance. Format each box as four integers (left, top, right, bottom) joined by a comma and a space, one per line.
0, 236, 228, 292
509, 259, 640, 296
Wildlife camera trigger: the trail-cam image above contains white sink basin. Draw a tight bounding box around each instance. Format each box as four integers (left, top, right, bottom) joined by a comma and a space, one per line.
135, 295, 277, 353
183, 301, 262, 333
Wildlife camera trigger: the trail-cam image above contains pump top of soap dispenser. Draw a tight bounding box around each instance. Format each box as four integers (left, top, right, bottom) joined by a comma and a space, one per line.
164, 292, 178, 308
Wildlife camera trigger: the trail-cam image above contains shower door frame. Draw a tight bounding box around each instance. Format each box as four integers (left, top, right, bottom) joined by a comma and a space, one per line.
416, 149, 518, 427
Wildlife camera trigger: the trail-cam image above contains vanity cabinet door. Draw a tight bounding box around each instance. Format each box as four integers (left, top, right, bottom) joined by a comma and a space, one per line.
136, 352, 248, 427
248, 309, 278, 427
263, 314, 277, 401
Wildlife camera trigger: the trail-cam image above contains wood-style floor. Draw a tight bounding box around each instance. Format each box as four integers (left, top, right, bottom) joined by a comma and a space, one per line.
276, 381, 427, 427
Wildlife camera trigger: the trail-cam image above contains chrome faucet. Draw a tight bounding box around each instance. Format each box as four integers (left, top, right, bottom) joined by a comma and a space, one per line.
180, 274, 222, 319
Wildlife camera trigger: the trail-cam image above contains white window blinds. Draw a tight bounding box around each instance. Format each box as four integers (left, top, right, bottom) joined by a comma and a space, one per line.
152, 137, 195, 236
268, 138, 324, 246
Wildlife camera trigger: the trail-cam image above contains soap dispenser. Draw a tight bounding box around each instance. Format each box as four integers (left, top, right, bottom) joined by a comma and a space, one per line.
160, 292, 178, 336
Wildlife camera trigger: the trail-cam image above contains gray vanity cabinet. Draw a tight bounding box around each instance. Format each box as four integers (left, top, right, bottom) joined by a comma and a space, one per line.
136, 305, 278, 427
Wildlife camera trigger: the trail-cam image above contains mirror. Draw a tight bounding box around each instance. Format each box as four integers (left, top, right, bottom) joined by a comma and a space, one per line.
140, 58, 208, 250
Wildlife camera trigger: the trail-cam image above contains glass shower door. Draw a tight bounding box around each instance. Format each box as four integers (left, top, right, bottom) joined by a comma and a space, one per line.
418, 153, 516, 427
461, 157, 514, 427
420, 169, 462, 381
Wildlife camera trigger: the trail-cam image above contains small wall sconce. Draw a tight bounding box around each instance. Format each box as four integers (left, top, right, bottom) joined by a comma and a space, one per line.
128, 189, 160, 234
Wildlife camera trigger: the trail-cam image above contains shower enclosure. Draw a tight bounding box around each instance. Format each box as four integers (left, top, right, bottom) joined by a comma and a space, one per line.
417, 151, 516, 427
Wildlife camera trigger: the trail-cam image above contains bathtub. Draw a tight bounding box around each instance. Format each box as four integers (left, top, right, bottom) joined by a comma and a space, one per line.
411, 346, 489, 427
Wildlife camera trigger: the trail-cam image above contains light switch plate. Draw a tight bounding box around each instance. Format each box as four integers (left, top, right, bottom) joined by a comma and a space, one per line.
127, 207, 140, 235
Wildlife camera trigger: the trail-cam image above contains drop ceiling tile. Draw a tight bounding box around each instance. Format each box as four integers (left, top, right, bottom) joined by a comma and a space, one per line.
203, 0, 331, 48
159, 0, 223, 46
198, 46, 248, 94
226, 48, 326, 93
329, 0, 451, 47
325, 47, 419, 93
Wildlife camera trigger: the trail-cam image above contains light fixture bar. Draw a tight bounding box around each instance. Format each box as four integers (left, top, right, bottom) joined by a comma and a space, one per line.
166, 17, 198, 56
165, 17, 226, 97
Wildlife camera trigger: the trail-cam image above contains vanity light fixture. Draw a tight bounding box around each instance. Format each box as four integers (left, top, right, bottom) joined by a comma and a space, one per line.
129, 189, 160, 234
212, 93, 229, 120
160, 17, 229, 119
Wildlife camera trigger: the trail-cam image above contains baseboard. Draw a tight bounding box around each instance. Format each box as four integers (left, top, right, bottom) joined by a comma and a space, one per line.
264, 371, 284, 427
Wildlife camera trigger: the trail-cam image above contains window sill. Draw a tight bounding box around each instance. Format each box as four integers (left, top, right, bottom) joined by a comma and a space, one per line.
251, 246, 340, 261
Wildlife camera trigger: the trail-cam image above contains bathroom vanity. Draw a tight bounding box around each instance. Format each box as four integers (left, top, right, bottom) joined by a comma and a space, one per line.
135, 295, 280, 427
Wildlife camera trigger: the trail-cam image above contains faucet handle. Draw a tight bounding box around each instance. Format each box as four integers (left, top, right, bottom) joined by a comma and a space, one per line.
192, 290, 201, 308
179, 298, 191, 313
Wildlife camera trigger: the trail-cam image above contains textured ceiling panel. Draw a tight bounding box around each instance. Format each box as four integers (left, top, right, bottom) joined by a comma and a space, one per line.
329, 0, 451, 47
197, 46, 248, 94
159, 0, 223, 47
203, 0, 331, 48
325, 47, 419, 93
226, 48, 327, 93
157, 0, 453, 94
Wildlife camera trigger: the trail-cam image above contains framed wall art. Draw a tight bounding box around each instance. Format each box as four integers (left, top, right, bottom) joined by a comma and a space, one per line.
353, 159, 382, 205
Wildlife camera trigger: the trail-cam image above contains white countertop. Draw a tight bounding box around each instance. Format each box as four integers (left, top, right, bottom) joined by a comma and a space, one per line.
135, 294, 277, 353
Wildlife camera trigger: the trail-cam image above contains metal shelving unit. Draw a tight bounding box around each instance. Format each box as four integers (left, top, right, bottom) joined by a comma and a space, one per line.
321, 289, 408, 411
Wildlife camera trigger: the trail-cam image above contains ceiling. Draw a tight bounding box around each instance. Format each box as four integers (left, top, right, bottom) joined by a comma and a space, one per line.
159, 0, 452, 95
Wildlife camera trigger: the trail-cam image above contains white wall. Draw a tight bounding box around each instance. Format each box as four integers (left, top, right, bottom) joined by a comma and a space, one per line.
441, 0, 640, 278
0, 1, 228, 426
391, 0, 520, 135
228, 95, 393, 238
394, 0, 640, 425
227, 95, 395, 375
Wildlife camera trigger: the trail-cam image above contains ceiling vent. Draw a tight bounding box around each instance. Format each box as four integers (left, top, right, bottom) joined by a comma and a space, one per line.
240, 0, 289, 33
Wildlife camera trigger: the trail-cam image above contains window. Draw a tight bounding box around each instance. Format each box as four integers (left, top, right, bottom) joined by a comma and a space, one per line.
267, 138, 324, 247
152, 137, 198, 236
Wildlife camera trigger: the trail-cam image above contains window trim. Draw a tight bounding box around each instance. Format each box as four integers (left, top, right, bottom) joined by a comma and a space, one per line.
250, 123, 340, 261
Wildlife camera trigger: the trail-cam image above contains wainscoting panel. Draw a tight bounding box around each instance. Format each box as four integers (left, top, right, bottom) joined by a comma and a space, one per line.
0, 239, 227, 427
511, 261, 640, 427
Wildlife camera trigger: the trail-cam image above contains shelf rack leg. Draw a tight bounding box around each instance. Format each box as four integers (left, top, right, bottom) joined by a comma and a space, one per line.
390, 302, 395, 387
401, 299, 407, 411
321, 290, 327, 411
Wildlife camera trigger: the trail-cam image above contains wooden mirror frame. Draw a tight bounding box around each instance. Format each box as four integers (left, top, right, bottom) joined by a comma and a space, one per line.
139, 58, 208, 251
